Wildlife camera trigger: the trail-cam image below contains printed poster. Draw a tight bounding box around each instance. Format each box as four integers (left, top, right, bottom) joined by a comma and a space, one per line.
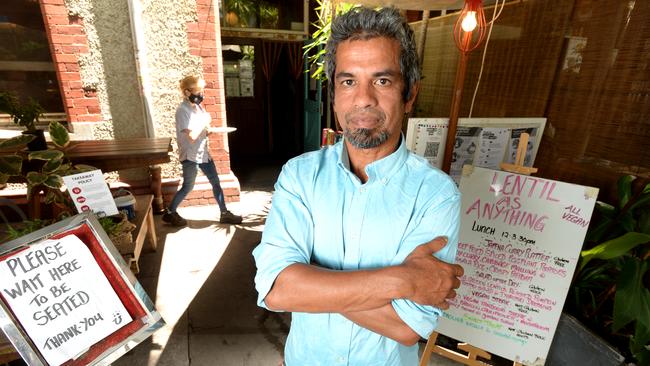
63, 169, 118, 217
436, 166, 598, 365
0, 235, 132, 366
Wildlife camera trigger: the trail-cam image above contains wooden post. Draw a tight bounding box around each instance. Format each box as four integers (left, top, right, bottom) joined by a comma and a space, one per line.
442, 49, 469, 173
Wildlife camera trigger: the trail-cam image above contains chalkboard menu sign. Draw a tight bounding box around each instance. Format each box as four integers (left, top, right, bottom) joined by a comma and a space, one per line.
436, 166, 598, 365
0, 213, 164, 366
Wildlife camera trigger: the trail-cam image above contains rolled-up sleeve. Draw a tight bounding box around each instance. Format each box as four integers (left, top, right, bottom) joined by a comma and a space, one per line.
392, 179, 461, 338
252, 162, 314, 310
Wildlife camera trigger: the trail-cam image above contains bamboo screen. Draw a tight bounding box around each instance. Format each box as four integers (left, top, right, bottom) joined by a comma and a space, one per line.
413, 0, 650, 195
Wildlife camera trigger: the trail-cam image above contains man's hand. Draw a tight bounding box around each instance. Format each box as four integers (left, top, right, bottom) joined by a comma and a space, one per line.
400, 236, 464, 309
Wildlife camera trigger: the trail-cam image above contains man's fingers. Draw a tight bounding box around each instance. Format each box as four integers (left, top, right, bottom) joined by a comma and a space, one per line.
436, 300, 450, 310
446, 289, 457, 299
453, 264, 464, 277
424, 236, 448, 253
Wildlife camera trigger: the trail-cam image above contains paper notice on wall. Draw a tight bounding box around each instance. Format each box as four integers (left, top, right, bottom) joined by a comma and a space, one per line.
436, 166, 599, 365
0, 235, 132, 366
63, 169, 117, 217
450, 127, 481, 185
406, 118, 448, 169
505, 128, 538, 166
476, 127, 510, 169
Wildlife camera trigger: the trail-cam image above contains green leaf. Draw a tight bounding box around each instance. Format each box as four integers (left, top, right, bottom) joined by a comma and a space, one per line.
613, 258, 650, 331
43, 174, 62, 189
595, 201, 616, 218
0, 155, 23, 175
580, 232, 650, 270
48, 121, 69, 148
28, 149, 63, 161
0, 173, 8, 185
639, 210, 650, 234
42, 159, 63, 174
26, 171, 47, 185
631, 322, 650, 355
72, 164, 96, 172
631, 193, 650, 211
0, 134, 34, 150
618, 175, 635, 209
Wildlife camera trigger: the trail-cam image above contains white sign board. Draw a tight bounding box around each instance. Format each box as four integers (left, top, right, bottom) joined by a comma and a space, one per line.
436, 166, 599, 365
0, 235, 132, 366
63, 169, 118, 217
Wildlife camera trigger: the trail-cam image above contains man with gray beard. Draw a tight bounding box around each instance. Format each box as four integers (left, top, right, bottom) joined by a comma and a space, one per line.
253, 7, 463, 365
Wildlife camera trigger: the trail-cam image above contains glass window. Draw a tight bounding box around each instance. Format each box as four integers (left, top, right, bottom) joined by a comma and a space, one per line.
0, 0, 64, 113
220, 0, 305, 32
223, 44, 255, 98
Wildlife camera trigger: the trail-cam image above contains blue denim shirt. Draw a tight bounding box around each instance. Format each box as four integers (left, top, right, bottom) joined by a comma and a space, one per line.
253, 138, 460, 366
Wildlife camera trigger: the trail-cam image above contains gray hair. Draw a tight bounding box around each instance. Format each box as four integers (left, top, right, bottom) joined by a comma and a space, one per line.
325, 7, 421, 103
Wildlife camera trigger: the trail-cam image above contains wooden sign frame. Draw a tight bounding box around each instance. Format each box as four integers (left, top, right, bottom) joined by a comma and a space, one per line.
0, 212, 164, 366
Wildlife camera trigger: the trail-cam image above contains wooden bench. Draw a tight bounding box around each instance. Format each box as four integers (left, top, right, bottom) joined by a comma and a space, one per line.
113, 194, 158, 274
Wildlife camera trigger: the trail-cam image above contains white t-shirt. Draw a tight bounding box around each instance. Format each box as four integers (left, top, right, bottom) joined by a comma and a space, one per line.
175, 100, 211, 163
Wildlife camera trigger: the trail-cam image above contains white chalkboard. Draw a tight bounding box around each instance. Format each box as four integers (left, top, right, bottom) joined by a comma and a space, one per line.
436, 166, 599, 366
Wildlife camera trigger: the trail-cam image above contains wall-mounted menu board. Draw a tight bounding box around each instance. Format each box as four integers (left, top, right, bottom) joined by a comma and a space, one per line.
436, 166, 598, 365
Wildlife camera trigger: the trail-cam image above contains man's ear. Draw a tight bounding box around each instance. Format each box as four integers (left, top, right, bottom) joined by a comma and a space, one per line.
404, 82, 420, 114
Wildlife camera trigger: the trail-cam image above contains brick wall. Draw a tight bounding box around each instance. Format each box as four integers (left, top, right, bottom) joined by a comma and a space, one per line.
165, 0, 241, 207
39, 0, 241, 209
40, 0, 102, 125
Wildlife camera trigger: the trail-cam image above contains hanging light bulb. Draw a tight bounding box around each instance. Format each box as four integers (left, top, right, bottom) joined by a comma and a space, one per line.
453, 0, 487, 53
461, 11, 478, 32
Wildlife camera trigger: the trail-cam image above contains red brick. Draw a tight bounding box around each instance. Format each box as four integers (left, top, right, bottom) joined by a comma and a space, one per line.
65, 63, 79, 72
73, 35, 89, 45
50, 34, 75, 44
199, 40, 216, 49
42, 4, 68, 15
55, 54, 77, 62
86, 106, 101, 114
200, 49, 217, 57
45, 15, 69, 25
54, 25, 84, 35
74, 98, 99, 107
186, 23, 199, 33
67, 107, 86, 115
42, 0, 65, 4
58, 72, 81, 81
64, 90, 84, 99
68, 81, 83, 89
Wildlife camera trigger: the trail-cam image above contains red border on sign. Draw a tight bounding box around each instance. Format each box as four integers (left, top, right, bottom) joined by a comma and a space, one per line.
0, 223, 148, 365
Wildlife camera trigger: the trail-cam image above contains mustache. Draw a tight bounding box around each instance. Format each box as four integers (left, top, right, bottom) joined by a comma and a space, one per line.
344, 107, 386, 124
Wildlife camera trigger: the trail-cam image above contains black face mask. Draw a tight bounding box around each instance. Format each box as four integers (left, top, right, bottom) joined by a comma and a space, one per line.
188, 92, 204, 105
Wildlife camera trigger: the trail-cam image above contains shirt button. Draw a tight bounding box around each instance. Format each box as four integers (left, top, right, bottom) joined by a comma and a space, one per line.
337, 356, 346, 363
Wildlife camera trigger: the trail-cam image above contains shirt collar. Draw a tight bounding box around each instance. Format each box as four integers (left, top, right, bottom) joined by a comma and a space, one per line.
337, 134, 408, 185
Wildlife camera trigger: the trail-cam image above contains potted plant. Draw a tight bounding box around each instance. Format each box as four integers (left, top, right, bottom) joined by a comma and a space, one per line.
0, 121, 94, 220
224, 0, 256, 28
0, 91, 48, 151
259, 2, 279, 29
565, 175, 650, 364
